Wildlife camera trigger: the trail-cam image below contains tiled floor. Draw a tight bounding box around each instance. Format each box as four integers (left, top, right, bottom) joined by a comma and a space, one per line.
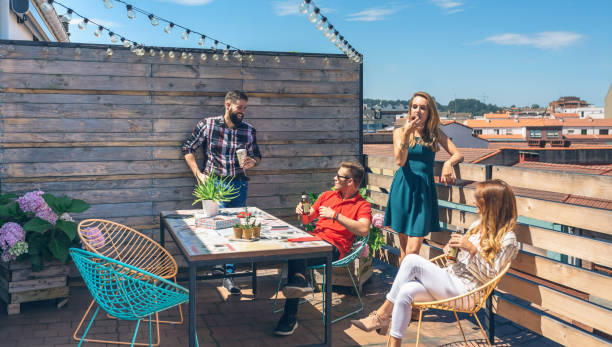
0, 260, 561, 346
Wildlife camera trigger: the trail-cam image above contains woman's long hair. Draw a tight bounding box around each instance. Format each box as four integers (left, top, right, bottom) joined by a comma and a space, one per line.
406, 91, 441, 152
466, 179, 517, 264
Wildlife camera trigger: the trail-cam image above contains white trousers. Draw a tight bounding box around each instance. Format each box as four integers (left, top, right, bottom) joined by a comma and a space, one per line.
386, 254, 467, 339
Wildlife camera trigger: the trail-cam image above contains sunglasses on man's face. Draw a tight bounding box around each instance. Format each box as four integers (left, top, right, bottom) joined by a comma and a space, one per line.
335, 174, 352, 180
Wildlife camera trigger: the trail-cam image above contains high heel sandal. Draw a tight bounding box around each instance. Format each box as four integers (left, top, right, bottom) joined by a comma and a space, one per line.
351, 311, 390, 335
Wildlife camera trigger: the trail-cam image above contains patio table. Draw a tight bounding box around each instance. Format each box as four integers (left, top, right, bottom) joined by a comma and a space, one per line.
160, 207, 333, 347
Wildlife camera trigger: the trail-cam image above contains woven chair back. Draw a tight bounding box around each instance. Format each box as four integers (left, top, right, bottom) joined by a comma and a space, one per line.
69, 248, 188, 321
78, 219, 177, 279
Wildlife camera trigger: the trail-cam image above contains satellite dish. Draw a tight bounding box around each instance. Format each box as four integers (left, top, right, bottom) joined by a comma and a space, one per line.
10, 0, 29, 15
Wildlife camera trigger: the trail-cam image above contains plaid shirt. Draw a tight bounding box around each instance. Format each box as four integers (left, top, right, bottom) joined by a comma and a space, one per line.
181, 115, 262, 179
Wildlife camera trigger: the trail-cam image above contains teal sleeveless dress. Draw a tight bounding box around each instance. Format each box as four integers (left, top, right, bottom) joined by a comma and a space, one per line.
383, 140, 440, 236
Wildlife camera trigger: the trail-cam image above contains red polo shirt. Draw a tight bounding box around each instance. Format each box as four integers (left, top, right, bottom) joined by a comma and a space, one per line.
308, 190, 372, 259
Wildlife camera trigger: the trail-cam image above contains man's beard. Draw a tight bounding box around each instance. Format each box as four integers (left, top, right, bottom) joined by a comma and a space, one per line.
230, 112, 243, 125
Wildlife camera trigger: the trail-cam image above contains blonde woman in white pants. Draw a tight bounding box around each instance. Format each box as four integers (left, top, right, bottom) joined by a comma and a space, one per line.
351, 179, 519, 347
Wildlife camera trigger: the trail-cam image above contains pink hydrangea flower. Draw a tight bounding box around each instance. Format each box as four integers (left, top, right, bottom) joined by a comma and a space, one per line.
372, 213, 384, 229
17, 190, 58, 225
0, 222, 26, 262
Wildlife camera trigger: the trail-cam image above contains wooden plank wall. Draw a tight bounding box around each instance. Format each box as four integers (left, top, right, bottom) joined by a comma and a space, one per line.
365, 155, 612, 347
0, 41, 361, 235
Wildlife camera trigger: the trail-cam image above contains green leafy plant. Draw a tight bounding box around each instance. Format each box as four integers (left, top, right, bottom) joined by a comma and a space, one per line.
0, 191, 90, 271
192, 168, 240, 205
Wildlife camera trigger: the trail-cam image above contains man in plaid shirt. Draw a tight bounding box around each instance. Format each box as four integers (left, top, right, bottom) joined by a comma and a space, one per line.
182, 90, 262, 295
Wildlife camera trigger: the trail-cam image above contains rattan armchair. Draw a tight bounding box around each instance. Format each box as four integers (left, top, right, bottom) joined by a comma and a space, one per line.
75, 219, 182, 346
408, 254, 511, 347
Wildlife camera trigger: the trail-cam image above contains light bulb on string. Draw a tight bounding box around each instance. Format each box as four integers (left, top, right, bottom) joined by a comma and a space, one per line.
106, 47, 113, 56
126, 5, 135, 19
198, 35, 205, 46
121, 38, 130, 47
200, 52, 207, 61
181, 51, 187, 59
168, 50, 175, 59
94, 26, 103, 37
323, 56, 329, 65
64, 9, 73, 21
103, 0, 113, 9
41, 0, 53, 11
223, 45, 230, 61
181, 29, 190, 40
109, 32, 119, 43
148, 14, 159, 26
274, 55, 280, 64
328, 30, 338, 43
299, 56, 306, 64
74, 47, 81, 56
298, 0, 310, 14
149, 48, 155, 57
232, 50, 242, 62
164, 22, 174, 34
78, 18, 88, 31
211, 40, 219, 61
324, 24, 332, 37
188, 53, 194, 60
159, 49, 165, 57
308, 7, 319, 23
315, 16, 327, 31
248, 54, 254, 63
130, 43, 137, 53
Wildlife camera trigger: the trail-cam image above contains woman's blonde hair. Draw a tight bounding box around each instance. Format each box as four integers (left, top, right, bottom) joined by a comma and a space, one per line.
406, 91, 441, 152
466, 179, 517, 264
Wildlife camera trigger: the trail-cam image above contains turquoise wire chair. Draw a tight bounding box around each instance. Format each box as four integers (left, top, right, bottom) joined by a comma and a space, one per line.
70, 248, 192, 347
272, 233, 370, 324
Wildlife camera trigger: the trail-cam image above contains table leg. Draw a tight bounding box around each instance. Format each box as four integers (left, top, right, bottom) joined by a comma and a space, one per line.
189, 263, 197, 347
252, 262, 257, 295
159, 214, 165, 247
324, 253, 332, 346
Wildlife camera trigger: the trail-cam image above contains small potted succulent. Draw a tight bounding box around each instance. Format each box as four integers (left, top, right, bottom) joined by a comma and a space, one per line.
236, 208, 261, 240
192, 168, 240, 217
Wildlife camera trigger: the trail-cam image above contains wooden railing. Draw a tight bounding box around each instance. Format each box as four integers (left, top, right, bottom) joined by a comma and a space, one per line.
365, 155, 612, 347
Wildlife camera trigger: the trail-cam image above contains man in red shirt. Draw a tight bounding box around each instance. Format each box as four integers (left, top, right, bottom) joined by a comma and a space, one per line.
274, 161, 372, 336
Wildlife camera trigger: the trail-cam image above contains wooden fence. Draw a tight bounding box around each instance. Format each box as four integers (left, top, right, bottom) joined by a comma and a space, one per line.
0, 40, 362, 234
365, 155, 612, 347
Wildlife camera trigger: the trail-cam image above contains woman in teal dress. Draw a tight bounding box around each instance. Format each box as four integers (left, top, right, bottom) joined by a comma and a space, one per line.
384, 91, 463, 263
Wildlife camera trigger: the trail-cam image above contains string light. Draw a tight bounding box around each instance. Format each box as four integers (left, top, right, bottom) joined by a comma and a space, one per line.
299, 56, 306, 64
274, 55, 280, 63
198, 35, 205, 46
103, 0, 113, 9
106, 47, 113, 56
181, 29, 190, 40
78, 18, 88, 30
148, 48, 155, 57
181, 51, 188, 59
164, 22, 174, 34
200, 52, 207, 61
211, 40, 219, 61
223, 45, 230, 61
298, 0, 310, 14
75, 47, 82, 56
148, 14, 159, 26
94, 25, 102, 37
109, 32, 119, 43
232, 50, 242, 62
168, 50, 175, 58
299, 0, 362, 64
63, 8, 73, 21
126, 4, 135, 19
159, 49, 165, 57
121, 37, 131, 47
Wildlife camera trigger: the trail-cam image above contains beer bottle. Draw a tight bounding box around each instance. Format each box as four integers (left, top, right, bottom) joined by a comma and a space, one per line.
301, 192, 310, 214
447, 227, 465, 263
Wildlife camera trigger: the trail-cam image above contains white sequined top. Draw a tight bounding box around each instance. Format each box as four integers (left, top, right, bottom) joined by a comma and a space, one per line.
445, 220, 518, 292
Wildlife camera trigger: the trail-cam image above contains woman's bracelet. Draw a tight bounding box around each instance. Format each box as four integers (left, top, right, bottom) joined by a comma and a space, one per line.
333, 211, 340, 221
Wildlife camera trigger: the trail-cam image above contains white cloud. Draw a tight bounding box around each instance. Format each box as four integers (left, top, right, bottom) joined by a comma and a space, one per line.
69, 18, 120, 28
158, 0, 214, 5
346, 7, 398, 22
430, 0, 464, 14
483, 31, 583, 50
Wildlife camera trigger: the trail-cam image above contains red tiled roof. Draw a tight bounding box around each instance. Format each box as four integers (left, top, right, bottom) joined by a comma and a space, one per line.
478, 134, 524, 139
363, 144, 499, 164
564, 134, 612, 140
484, 112, 511, 119
552, 112, 579, 118
465, 118, 612, 128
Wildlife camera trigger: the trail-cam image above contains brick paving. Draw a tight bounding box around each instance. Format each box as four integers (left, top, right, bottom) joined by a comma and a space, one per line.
0, 260, 561, 347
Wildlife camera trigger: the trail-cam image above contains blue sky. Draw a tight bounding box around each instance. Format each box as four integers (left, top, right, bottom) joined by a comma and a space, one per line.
50, 0, 611, 107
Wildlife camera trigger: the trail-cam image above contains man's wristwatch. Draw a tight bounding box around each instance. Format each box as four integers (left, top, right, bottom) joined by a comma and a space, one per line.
333, 212, 340, 221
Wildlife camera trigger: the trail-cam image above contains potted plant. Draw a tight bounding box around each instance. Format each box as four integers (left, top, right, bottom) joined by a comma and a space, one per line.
192, 168, 240, 217
0, 190, 90, 314
236, 208, 261, 239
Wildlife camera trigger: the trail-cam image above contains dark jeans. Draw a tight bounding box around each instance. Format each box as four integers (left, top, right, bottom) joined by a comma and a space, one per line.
217, 176, 248, 274
284, 245, 341, 316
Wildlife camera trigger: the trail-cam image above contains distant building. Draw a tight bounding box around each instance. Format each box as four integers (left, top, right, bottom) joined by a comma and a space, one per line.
561, 107, 604, 119
549, 96, 588, 112
0, 0, 68, 41
440, 121, 488, 148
